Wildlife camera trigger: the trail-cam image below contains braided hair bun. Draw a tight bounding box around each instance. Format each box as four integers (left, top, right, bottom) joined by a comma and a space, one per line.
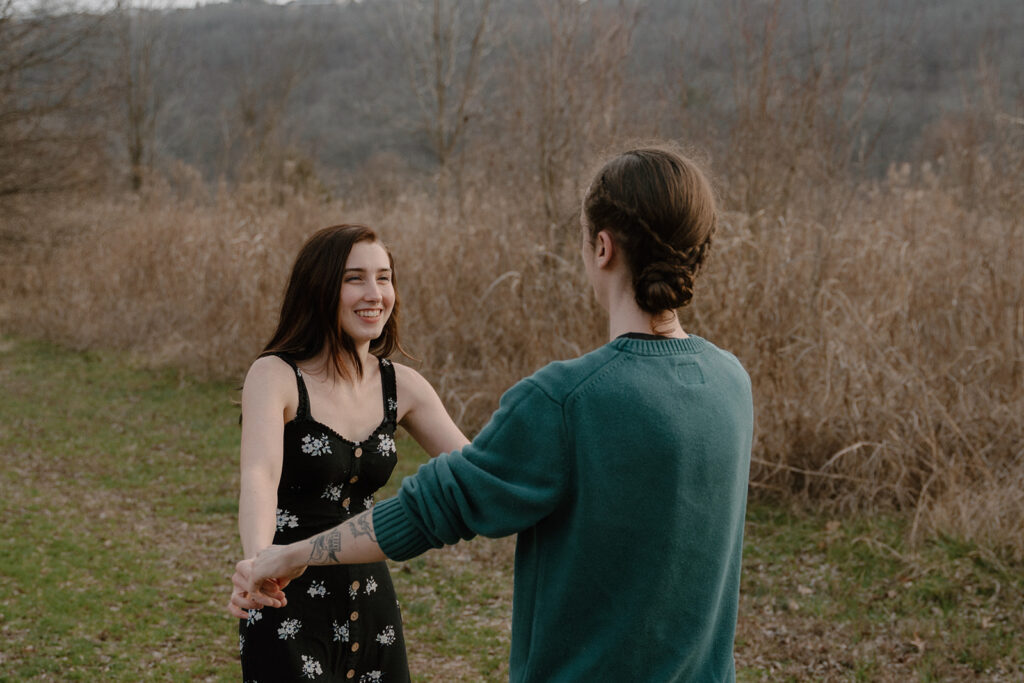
583, 147, 716, 314
635, 255, 695, 311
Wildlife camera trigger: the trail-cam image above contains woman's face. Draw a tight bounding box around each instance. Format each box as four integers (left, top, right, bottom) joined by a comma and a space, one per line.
338, 240, 395, 344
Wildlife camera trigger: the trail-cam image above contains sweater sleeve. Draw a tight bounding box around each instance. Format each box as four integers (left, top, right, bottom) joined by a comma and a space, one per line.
372, 378, 569, 561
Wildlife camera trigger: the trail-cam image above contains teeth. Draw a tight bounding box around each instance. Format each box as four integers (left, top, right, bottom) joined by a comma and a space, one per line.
356, 310, 381, 319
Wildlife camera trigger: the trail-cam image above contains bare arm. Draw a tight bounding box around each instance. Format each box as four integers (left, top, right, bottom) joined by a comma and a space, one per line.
238, 357, 291, 557
394, 363, 469, 456
228, 357, 292, 618
233, 510, 385, 608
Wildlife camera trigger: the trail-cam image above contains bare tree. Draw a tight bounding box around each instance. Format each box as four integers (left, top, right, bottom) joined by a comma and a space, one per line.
720, 0, 898, 212
503, 0, 639, 225
113, 0, 174, 192
390, 0, 493, 218
0, 0, 108, 202
216, 8, 321, 189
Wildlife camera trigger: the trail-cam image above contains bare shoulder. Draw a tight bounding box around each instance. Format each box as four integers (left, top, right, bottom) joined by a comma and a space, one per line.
389, 360, 434, 393
243, 355, 296, 396
392, 362, 440, 402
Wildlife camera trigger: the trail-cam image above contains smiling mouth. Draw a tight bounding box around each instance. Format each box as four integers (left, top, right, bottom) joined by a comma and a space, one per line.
356, 309, 383, 320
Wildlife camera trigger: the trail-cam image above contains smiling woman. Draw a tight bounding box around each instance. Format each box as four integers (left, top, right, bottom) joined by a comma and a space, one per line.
339, 241, 396, 346
229, 224, 468, 682
261, 225, 401, 383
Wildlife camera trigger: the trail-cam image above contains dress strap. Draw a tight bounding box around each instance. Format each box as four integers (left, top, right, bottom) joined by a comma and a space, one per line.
378, 356, 397, 424
263, 352, 311, 420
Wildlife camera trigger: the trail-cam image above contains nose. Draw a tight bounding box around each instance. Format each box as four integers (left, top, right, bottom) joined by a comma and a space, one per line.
363, 280, 382, 302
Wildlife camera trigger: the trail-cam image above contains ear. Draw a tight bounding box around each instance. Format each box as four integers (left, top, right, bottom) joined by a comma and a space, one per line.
595, 230, 615, 269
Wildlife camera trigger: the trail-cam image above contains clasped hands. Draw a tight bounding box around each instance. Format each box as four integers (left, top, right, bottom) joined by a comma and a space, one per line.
226, 544, 307, 619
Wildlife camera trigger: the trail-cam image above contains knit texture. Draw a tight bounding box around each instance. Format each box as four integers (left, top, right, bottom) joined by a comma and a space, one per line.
373, 335, 753, 682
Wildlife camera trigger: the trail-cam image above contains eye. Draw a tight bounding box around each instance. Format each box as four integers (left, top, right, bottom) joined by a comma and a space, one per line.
344, 275, 362, 283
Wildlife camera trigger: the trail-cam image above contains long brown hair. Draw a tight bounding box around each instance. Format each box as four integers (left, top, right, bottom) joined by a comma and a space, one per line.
261, 224, 401, 381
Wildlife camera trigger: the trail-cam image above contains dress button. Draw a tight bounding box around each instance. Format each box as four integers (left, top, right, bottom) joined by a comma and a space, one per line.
354, 447, 363, 458
351, 580, 360, 591
342, 497, 350, 508
351, 642, 360, 652
346, 670, 355, 679
350, 611, 359, 621
349, 475, 359, 484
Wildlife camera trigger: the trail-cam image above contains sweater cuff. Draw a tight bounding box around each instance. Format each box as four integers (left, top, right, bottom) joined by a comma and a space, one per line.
372, 497, 435, 561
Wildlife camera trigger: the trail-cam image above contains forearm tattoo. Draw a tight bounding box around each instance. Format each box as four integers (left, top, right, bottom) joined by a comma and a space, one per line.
351, 512, 377, 542
308, 529, 343, 565
306, 512, 376, 565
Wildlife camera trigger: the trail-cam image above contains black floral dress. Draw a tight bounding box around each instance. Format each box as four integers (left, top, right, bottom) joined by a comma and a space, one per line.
239, 354, 409, 683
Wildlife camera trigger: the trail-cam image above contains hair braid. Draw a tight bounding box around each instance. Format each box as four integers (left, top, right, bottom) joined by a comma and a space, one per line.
588, 169, 714, 312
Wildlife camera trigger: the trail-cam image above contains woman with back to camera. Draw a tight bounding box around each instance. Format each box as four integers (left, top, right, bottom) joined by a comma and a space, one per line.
233, 147, 755, 681
227, 224, 468, 681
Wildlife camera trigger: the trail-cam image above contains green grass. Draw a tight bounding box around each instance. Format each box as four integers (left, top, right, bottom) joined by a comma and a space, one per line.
735, 508, 1024, 681
1, 337, 1021, 681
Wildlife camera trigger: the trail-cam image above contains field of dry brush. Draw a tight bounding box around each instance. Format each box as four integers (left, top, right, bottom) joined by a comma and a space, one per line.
2, 132, 1021, 559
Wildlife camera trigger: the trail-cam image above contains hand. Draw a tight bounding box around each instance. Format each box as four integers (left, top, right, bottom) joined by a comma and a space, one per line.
250, 544, 307, 597
231, 544, 306, 610
227, 556, 292, 616
226, 567, 261, 619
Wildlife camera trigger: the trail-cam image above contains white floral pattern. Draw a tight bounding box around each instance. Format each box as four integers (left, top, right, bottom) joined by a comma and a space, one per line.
377, 433, 396, 457
301, 433, 332, 457
376, 625, 396, 646
240, 356, 404, 679
380, 358, 391, 367
276, 508, 299, 532
277, 618, 301, 640
300, 654, 323, 679
306, 580, 329, 598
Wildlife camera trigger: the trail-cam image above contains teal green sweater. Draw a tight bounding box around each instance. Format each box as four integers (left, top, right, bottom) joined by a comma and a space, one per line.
373, 336, 753, 682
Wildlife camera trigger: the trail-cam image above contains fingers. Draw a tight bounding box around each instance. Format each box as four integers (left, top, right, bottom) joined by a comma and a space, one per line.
232, 568, 257, 596
229, 552, 296, 618
227, 585, 287, 617
247, 590, 284, 608
232, 566, 250, 591
235, 558, 257, 593
228, 576, 287, 612
227, 596, 250, 619
260, 577, 289, 602
228, 570, 289, 619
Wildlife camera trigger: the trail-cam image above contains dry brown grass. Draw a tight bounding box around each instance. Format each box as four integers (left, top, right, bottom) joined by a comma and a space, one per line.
700, 169, 1023, 559
1, 132, 1021, 559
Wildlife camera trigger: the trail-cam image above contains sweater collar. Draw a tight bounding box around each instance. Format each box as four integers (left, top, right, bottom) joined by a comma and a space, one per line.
610, 333, 707, 356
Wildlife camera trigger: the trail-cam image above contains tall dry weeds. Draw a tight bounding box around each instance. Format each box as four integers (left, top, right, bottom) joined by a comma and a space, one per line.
2, 121, 1022, 559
